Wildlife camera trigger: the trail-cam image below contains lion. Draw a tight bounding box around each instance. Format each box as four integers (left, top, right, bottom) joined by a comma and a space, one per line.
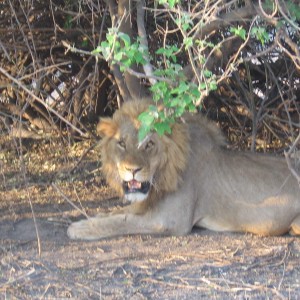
67, 100, 300, 240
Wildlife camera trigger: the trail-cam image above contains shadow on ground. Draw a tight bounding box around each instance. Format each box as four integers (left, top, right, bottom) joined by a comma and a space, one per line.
1, 139, 300, 299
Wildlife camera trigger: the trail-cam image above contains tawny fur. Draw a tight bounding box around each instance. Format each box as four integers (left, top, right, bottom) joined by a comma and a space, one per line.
98, 101, 190, 198
68, 100, 300, 240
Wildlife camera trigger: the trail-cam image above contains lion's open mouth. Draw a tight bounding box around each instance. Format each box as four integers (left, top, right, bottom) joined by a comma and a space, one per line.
123, 179, 150, 195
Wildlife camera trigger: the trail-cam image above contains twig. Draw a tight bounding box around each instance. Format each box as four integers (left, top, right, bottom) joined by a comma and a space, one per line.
62, 40, 96, 57
62, 40, 174, 85
0, 268, 36, 288
284, 132, 300, 185
136, 0, 157, 85
28, 197, 42, 257
141, 276, 286, 298
221, 16, 259, 82
275, 0, 300, 31
18, 61, 72, 81
52, 183, 89, 219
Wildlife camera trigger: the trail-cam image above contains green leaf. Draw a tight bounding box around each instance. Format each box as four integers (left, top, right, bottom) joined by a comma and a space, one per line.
203, 69, 213, 78
138, 125, 151, 142
154, 121, 172, 136
118, 32, 131, 47
148, 105, 159, 115
91, 46, 102, 55
177, 81, 190, 94
81, 39, 89, 48
156, 48, 165, 55
181, 93, 192, 106
64, 15, 73, 29
176, 12, 193, 32
169, 97, 180, 107
138, 111, 155, 127
196, 40, 214, 48
106, 30, 116, 44
150, 81, 169, 98
183, 37, 193, 49
251, 26, 270, 46
199, 82, 206, 90
174, 105, 185, 117
114, 51, 124, 61
93, 41, 111, 59
209, 80, 218, 91
190, 87, 201, 98
187, 102, 197, 112
134, 52, 146, 65
158, 0, 180, 8
230, 26, 246, 40
168, 0, 176, 8
156, 46, 179, 61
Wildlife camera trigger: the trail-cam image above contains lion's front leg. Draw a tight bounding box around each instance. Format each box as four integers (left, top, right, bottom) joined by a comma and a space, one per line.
67, 212, 167, 240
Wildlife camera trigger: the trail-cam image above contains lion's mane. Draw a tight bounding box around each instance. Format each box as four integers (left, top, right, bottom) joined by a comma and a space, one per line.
97, 101, 191, 199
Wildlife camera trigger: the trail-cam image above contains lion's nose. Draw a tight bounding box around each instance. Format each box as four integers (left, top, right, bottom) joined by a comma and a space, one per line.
125, 166, 142, 176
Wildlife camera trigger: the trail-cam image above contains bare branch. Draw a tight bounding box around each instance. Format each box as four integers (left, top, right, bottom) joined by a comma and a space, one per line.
0, 66, 87, 137
284, 136, 300, 185
136, 0, 156, 85
103, 0, 148, 101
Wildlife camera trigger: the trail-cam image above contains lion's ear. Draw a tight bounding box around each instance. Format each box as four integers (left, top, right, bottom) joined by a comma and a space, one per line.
97, 118, 118, 138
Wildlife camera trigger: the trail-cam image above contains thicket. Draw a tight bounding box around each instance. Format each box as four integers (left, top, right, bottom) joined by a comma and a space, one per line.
0, 0, 299, 175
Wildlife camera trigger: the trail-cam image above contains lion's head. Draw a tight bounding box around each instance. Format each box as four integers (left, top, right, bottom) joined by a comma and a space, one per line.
97, 100, 190, 203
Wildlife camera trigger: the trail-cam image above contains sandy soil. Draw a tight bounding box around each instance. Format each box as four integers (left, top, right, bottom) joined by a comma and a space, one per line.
1, 138, 300, 299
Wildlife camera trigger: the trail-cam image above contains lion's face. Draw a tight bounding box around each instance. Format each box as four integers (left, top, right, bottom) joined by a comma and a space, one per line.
98, 100, 190, 203
109, 122, 164, 202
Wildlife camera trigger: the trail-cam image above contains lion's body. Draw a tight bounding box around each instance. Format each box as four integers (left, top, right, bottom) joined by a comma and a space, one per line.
68, 100, 300, 240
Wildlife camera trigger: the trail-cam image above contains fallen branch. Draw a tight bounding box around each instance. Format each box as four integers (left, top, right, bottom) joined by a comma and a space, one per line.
52, 183, 89, 219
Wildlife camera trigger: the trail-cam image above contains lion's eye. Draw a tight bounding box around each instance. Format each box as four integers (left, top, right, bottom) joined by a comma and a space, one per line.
145, 140, 154, 150
117, 140, 126, 149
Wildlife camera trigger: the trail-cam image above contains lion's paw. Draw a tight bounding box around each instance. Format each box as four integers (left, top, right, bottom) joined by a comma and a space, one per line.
67, 219, 99, 240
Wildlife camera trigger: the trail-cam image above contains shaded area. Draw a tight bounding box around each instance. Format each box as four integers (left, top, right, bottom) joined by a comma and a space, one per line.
1, 225, 300, 299
1, 138, 300, 299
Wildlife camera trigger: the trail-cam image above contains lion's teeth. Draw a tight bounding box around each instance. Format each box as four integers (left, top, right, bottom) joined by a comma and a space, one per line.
128, 180, 142, 189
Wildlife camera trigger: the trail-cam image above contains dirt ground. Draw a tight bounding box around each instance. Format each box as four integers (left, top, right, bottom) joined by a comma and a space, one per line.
1, 137, 300, 299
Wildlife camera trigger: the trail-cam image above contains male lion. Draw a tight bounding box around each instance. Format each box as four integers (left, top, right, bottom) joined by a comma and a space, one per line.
68, 100, 300, 240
